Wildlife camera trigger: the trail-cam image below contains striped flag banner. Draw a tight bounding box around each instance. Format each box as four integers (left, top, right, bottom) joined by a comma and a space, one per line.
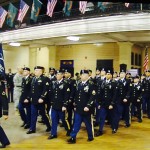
79, 1, 87, 14
17, 0, 29, 23
0, 7, 7, 28
143, 47, 149, 71
47, 0, 57, 17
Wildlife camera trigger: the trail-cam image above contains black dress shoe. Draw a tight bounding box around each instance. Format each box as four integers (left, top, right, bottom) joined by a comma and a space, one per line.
20, 122, 26, 127
0, 144, 6, 148
66, 130, 71, 136
95, 131, 103, 137
45, 127, 51, 132
24, 125, 30, 129
67, 138, 76, 144
26, 130, 36, 134
47, 135, 57, 139
125, 124, 130, 128
87, 138, 94, 142
112, 129, 117, 134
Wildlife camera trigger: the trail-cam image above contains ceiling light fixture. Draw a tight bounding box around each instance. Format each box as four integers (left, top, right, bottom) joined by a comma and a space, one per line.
93, 43, 103, 46
67, 36, 80, 41
9, 42, 21, 47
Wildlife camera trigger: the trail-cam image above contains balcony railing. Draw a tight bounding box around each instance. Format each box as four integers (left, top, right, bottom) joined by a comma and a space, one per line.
0, 3, 150, 32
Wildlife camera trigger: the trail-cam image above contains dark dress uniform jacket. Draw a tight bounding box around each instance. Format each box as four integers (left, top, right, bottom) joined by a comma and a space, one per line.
114, 79, 131, 105
74, 80, 96, 115
127, 83, 142, 104
98, 80, 116, 108
6, 73, 14, 89
0, 81, 8, 117
20, 76, 32, 103
142, 77, 150, 96
51, 79, 70, 110
30, 75, 49, 105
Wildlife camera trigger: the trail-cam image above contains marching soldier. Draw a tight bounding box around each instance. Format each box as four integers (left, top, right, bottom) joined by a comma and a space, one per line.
68, 70, 96, 144
64, 69, 76, 135
112, 70, 131, 133
95, 70, 116, 136
142, 70, 150, 118
0, 74, 10, 148
128, 75, 143, 122
26, 66, 51, 134
48, 69, 70, 139
18, 67, 32, 129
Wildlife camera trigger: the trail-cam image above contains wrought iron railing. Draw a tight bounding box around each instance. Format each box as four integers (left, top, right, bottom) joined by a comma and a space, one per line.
0, 3, 150, 32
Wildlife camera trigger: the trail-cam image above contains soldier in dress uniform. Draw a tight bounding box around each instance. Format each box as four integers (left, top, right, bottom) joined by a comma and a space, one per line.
49, 67, 56, 82
95, 70, 116, 136
127, 75, 143, 122
18, 67, 32, 129
94, 68, 106, 127
0, 74, 10, 148
64, 69, 76, 135
113, 71, 119, 82
142, 70, 150, 118
67, 69, 96, 144
6, 68, 14, 103
112, 70, 132, 133
48, 69, 70, 139
26, 66, 51, 134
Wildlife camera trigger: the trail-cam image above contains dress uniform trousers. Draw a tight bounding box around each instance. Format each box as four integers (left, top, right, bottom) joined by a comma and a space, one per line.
142, 94, 150, 117
30, 104, 50, 131
113, 103, 131, 130
0, 126, 10, 146
70, 112, 93, 140
50, 108, 70, 136
18, 102, 31, 126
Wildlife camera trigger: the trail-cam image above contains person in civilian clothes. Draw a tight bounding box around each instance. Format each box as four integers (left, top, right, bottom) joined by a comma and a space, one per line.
48, 69, 70, 139
112, 70, 132, 133
95, 70, 116, 136
26, 66, 51, 134
0, 74, 10, 148
67, 69, 96, 144
64, 69, 76, 135
142, 70, 150, 118
94, 68, 106, 127
18, 67, 32, 129
6, 68, 14, 103
127, 75, 143, 123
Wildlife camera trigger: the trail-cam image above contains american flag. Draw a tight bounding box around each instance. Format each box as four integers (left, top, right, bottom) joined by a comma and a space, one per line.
143, 47, 149, 71
79, 1, 87, 14
17, 0, 29, 23
125, 3, 130, 8
0, 7, 7, 28
47, 0, 57, 17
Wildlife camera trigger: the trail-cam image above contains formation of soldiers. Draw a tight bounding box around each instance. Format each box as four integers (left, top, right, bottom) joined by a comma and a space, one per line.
2, 66, 150, 146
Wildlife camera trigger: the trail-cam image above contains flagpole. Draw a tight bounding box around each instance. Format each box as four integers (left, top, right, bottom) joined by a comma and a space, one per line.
140, 3, 142, 11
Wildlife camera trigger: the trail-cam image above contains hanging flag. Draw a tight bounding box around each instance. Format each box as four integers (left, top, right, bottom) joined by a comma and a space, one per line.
98, 2, 108, 12
6, 3, 18, 28
79, 1, 87, 14
47, 0, 57, 17
0, 7, 7, 28
143, 47, 149, 71
125, 3, 130, 8
17, 0, 29, 23
63, 1, 73, 16
31, 0, 42, 22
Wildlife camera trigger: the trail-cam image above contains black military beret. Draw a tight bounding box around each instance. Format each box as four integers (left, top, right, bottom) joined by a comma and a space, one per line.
106, 70, 112, 74
56, 69, 64, 74
23, 67, 30, 71
101, 68, 106, 71
145, 70, 150, 73
49, 67, 55, 71
96, 68, 100, 71
126, 72, 131, 75
120, 70, 126, 73
34, 66, 44, 70
134, 75, 140, 79
80, 69, 89, 75
64, 69, 71, 73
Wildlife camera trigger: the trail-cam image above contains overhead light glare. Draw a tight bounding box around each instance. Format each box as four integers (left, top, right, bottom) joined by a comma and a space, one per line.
9, 42, 21, 47
67, 36, 80, 41
93, 43, 103, 46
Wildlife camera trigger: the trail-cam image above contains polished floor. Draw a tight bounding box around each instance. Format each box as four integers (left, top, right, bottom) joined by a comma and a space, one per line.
1, 103, 150, 150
